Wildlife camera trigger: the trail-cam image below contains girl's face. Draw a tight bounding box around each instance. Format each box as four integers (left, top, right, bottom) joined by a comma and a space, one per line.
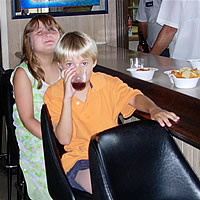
30, 21, 60, 55
61, 55, 97, 82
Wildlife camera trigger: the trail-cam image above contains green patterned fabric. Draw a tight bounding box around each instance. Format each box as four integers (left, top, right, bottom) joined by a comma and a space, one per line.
10, 62, 60, 200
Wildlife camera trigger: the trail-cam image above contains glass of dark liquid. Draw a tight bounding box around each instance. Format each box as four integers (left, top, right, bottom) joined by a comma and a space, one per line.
71, 67, 86, 91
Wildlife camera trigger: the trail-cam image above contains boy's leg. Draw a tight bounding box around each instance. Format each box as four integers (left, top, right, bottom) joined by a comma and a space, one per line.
66, 160, 92, 193
75, 168, 92, 194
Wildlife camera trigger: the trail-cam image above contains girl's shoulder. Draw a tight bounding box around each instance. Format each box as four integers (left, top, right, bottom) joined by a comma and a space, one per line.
15, 62, 29, 73
10, 62, 35, 86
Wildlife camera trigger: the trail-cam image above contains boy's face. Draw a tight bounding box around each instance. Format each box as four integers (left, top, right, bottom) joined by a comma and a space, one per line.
60, 55, 97, 82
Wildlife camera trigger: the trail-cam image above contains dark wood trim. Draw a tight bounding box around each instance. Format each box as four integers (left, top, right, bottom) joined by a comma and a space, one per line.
116, 0, 129, 49
94, 64, 200, 150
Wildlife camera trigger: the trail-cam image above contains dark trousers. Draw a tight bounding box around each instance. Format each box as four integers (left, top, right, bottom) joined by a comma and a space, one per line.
160, 48, 170, 57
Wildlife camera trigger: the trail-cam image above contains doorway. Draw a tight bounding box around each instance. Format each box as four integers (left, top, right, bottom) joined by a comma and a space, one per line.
128, 0, 139, 51
116, 0, 139, 50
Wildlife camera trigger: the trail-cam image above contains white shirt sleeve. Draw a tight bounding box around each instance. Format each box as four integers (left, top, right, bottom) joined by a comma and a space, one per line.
157, 0, 181, 29
136, 0, 147, 22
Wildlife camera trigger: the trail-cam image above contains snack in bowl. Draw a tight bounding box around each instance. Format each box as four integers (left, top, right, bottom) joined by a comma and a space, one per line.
136, 68, 152, 71
127, 67, 158, 81
171, 67, 200, 78
164, 67, 200, 88
187, 59, 200, 70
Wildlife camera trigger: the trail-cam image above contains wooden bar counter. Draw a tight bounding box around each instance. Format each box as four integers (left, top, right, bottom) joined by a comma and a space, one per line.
95, 45, 200, 149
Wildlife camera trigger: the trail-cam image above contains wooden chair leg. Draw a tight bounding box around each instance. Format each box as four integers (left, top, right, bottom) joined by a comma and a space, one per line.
15, 166, 31, 200
0, 116, 2, 155
7, 167, 13, 200
24, 184, 30, 200
16, 166, 23, 200
0, 115, 6, 158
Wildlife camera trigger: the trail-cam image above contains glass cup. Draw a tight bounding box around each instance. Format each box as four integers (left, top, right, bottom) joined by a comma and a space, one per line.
71, 67, 87, 91
130, 58, 144, 68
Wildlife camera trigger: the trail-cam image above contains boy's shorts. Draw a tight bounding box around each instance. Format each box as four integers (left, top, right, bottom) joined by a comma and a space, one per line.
66, 159, 89, 191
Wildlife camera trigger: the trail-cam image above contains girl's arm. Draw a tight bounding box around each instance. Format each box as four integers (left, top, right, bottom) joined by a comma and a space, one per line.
13, 67, 42, 139
129, 94, 180, 127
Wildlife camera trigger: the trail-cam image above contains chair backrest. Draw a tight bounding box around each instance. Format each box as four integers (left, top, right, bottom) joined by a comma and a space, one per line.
0, 67, 5, 153
41, 104, 92, 200
1, 69, 19, 164
89, 120, 200, 200
1, 68, 30, 200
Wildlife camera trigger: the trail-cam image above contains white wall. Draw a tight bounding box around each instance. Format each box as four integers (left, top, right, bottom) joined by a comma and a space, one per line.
0, 0, 9, 69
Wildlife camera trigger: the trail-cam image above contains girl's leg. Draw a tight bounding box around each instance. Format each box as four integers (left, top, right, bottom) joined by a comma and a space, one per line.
75, 168, 92, 194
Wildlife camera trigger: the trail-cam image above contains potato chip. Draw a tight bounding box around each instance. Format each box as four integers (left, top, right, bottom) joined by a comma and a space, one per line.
136, 68, 151, 71
170, 67, 200, 78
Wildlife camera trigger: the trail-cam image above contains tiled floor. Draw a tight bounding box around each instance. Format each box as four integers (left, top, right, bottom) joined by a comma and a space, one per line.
0, 156, 17, 200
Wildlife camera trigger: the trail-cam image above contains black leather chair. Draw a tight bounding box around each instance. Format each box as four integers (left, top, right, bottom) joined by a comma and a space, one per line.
41, 104, 93, 200
1, 68, 29, 200
89, 120, 200, 200
0, 66, 6, 158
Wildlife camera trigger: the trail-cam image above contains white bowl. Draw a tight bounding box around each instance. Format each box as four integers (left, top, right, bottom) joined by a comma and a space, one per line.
127, 67, 158, 81
164, 70, 200, 88
187, 59, 200, 70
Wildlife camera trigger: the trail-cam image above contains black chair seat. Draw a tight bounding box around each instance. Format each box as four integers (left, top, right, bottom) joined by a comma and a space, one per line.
0, 68, 29, 200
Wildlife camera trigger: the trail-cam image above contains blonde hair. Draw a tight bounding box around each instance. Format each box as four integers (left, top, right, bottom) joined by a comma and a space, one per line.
54, 31, 98, 63
23, 14, 63, 89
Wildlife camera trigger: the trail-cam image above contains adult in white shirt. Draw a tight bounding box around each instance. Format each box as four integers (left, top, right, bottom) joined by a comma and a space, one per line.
150, 0, 200, 61
136, 0, 169, 56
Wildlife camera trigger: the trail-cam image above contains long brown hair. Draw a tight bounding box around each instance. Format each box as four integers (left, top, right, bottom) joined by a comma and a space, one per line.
22, 14, 63, 89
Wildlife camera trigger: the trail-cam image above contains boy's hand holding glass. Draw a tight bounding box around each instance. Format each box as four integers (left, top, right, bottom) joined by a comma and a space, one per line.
71, 66, 86, 91
61, 61, 87, 91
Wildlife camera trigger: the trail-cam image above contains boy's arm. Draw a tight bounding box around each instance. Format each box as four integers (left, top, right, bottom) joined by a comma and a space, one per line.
44, 89, 74, 145
54, 97, 73, 145
54, 67, 77, 145
44, 67, 76, 145
129, 94, 179, 127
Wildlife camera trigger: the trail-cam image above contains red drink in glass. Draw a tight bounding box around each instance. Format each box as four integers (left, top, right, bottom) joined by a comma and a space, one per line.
72, 81, 86, 91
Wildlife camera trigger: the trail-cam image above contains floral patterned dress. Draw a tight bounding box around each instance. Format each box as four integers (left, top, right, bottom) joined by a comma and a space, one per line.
10, 62, 60, 200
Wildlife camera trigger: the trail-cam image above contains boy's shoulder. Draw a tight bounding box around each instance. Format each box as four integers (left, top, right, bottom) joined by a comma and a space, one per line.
92, 72, 119, 81
92, 72, 122, 84
91, 72, 123, 91
46, 78, 64, 96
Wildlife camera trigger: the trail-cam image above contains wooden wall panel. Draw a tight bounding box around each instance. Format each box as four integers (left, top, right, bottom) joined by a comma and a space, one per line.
0, 0, 10, 69
193, 148, 200, 178
116, 0, 128, 48
174, 138, 200, 179
105, 0, 117, 47
5, 0, 117, 69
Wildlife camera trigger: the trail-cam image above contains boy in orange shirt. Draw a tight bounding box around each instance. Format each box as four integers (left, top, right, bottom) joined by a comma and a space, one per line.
44, 31, 179, 194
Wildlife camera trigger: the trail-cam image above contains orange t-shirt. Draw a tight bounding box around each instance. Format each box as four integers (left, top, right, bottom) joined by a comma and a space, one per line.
44, 72, 143, 173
